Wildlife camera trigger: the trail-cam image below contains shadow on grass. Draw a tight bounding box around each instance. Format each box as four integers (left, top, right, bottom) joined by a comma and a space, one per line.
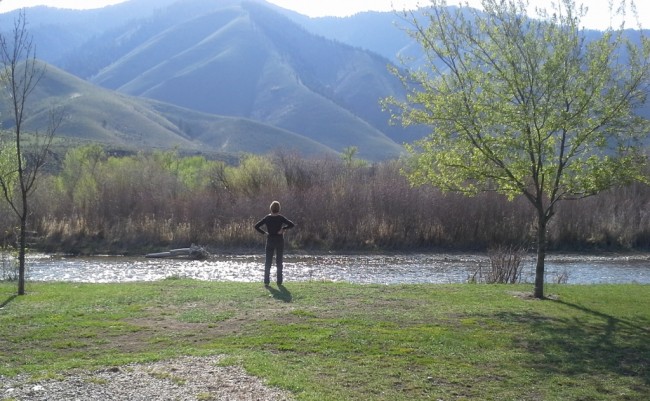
266, 284, 292, 303
493, 299, 649, 387
1, 294, 17, 309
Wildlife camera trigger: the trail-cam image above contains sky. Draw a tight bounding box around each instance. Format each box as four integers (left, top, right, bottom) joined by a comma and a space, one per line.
0, 0, 647, 30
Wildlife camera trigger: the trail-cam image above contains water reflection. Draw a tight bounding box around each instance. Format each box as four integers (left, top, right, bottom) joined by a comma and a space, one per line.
15, 253, 650, 284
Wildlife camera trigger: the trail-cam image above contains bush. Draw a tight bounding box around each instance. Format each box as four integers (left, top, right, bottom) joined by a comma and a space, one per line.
469, 245, 526, 284
11, 147, 650, 254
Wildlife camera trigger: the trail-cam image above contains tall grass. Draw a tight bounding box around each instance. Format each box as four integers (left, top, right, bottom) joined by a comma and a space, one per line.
2, 147, 649, 254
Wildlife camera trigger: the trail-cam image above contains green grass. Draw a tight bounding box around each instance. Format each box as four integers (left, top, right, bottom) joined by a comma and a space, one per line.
0, 280, 648, 400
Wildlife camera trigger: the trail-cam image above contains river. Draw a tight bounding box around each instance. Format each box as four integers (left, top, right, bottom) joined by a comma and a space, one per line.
9, 252, 650, 285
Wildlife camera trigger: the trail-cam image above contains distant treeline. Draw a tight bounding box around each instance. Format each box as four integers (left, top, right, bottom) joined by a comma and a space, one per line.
1, 145, 648, 254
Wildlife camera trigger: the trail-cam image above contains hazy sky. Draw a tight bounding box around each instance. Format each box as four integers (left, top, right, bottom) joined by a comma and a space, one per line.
0, 0, 646, 30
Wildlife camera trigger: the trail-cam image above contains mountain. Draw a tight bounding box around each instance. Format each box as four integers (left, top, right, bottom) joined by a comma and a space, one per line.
3, 62, 338, 158
286, 11, 422, 66
4, 0, 644, 160
0, 0, 180, 66
1, 0, 420, 161
87, 2, 409, 159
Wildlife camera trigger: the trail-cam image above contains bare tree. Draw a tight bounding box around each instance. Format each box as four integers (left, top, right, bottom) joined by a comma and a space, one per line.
0, 10, 63, 295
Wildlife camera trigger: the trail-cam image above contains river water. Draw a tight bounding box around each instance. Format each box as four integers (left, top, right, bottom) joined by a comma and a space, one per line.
10, 252, 650, 285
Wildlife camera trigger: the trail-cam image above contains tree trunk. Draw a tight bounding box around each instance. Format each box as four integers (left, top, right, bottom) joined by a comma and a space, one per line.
534, 213, 547, 299
18, 214, 27, 295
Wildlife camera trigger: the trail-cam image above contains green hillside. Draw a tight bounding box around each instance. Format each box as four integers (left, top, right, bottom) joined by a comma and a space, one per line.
1, 62, 340, 158
84, 1, 407, 160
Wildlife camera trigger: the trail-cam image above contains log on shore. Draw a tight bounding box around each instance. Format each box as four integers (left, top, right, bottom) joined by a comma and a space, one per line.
145, 245, 209, 260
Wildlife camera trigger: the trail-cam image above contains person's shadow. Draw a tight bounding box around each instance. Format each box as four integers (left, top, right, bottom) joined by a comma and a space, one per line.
266, 284, 292, 303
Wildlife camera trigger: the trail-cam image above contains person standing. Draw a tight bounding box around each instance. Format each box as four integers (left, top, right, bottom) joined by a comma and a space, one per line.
254, 201, 295, 286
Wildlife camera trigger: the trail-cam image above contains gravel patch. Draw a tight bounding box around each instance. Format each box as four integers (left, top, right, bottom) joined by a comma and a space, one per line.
1, 355, 293, 401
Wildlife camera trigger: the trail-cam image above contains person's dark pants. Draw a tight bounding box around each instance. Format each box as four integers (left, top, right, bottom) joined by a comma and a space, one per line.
264, 235, 284, 285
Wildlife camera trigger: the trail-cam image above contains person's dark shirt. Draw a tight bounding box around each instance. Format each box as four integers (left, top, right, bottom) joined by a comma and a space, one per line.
254, 214, 294, 236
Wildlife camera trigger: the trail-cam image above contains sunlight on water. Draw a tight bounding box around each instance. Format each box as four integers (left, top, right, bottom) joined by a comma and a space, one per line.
10, 253, 650, 285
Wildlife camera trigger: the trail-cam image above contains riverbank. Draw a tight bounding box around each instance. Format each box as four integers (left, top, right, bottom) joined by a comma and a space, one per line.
1, 281, 648, 400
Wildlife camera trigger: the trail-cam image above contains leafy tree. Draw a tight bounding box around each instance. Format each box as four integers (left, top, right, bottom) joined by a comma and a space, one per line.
384, 0, 650, 298
226, 154, 284, 197
0, 10, 63, 295
151, 149, 215, 191
56, 145, 105, 215
340, 146, 369, 169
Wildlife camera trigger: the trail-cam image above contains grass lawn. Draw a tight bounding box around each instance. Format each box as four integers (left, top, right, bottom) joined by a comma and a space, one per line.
0, 280, 648, 400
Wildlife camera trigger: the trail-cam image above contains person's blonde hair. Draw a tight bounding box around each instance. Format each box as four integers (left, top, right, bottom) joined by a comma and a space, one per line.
270, 201, 281, 214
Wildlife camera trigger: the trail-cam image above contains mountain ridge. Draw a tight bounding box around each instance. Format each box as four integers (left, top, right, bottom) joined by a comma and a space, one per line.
6, 62, 340, 158
2, 0, 644, 160
1, 0, 417, 160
